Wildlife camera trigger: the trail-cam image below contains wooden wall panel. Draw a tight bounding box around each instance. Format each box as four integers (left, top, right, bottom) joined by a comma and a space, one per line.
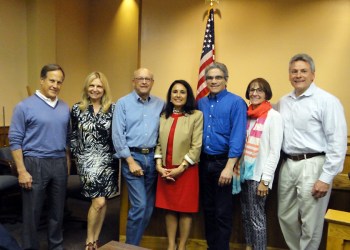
0, 126, 9, 147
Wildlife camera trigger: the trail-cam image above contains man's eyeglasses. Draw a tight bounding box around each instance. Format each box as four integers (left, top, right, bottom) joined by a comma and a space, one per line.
134, 77, 153, 83
206, 75, 225, 81
249, 88, 264, 94
289, 69, 309, 76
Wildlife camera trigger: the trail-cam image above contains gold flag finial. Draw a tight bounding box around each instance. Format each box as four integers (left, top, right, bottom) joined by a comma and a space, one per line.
205, 0, 219, 7
203, 0, 221, 20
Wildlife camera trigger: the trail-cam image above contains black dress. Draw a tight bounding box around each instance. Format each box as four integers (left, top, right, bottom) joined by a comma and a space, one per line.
70, 103, 118, 198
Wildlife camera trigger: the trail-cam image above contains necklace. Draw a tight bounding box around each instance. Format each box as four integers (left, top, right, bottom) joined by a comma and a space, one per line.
173, 108, 182, 114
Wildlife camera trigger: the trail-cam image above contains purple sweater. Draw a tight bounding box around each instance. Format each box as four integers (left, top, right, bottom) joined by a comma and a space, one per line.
9, 94, 70, 158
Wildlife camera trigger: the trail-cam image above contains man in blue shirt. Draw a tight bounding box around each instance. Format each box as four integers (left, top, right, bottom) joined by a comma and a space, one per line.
9, 64, 70, 250
112, 68, 164, 246
198, 62, 247, 250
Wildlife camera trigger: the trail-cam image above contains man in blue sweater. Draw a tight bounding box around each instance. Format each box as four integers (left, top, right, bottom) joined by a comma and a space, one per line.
9, 64, 70, 250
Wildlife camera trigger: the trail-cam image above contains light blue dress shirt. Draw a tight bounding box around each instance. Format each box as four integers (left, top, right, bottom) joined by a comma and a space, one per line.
112, 91, 165, 159
277, 83, 347, 183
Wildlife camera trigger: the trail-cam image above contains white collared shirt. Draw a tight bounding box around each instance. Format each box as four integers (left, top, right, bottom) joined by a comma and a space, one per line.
35, 90, 58, 107
277, 83, 347, 183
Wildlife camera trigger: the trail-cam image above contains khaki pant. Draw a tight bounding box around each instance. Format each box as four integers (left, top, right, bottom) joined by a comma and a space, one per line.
278, 156, 330, 250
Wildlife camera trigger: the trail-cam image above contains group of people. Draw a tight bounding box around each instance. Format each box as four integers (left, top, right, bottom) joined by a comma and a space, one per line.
7, 53, 347, 250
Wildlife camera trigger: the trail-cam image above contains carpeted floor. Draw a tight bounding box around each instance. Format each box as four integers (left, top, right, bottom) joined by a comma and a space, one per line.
1, 196, 120, 250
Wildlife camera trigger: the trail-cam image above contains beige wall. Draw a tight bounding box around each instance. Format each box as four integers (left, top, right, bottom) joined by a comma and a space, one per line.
27, 0, 57, 94
55, 0, 140, 106
87, 0, 140, 101
56, 0, 90, 106
56, 0, 140, 105
0, 0, 27, 125
1, 0, 349, 131
0, 0, 139, 125
141, 0, 350, 132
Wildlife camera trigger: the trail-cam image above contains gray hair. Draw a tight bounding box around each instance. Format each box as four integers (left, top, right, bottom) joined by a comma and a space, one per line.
205, 62, 229, 80
289, 53, 315, 73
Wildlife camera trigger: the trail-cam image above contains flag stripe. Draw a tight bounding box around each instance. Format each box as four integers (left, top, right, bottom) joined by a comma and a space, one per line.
196, 8, 215, 100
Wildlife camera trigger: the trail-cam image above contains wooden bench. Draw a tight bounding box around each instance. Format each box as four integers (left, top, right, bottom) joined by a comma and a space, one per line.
332, 173, 350, 191
325, 209, 350, 250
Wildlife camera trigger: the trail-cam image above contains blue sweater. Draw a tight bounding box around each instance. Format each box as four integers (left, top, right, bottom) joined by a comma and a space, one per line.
9, 94, 70, 158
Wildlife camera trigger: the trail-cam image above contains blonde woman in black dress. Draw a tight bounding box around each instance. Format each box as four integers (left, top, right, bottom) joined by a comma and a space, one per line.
70, 72, 118, 250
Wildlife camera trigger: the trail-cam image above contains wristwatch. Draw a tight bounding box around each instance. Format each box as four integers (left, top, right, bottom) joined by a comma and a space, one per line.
262, 180, 269, 186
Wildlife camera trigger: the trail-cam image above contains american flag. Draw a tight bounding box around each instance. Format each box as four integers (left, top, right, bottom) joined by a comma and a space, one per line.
196, 8, 215, 100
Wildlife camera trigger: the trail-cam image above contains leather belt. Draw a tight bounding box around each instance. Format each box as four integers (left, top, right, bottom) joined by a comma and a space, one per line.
285, 152, 325, 161
201, 153, 228, 161
129, 147, 154, 154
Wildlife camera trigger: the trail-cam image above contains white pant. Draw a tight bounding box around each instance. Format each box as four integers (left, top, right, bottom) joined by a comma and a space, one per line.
278, 156, 330, 250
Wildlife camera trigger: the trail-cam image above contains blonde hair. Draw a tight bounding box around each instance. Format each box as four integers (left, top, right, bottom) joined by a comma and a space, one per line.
78, 72, 112, 113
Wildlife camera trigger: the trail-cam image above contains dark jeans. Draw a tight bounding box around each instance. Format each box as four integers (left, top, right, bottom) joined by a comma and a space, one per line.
199, 157, 233, 250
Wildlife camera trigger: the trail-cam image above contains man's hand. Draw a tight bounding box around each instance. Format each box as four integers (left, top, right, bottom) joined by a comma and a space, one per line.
311, 180, 330, 198
12, 149, 32, 189
128, 161, 144, 176
218, 166, 233, 186
126, 156, 144, 176
218, 158, 236, 186
18, 170, 33, 189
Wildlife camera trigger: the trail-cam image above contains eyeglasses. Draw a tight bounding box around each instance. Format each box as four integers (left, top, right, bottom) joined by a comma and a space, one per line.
289, 69, 310, 75
249, 88, 264, 94
206, 75, 225, 81
134, 77, 153, 83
